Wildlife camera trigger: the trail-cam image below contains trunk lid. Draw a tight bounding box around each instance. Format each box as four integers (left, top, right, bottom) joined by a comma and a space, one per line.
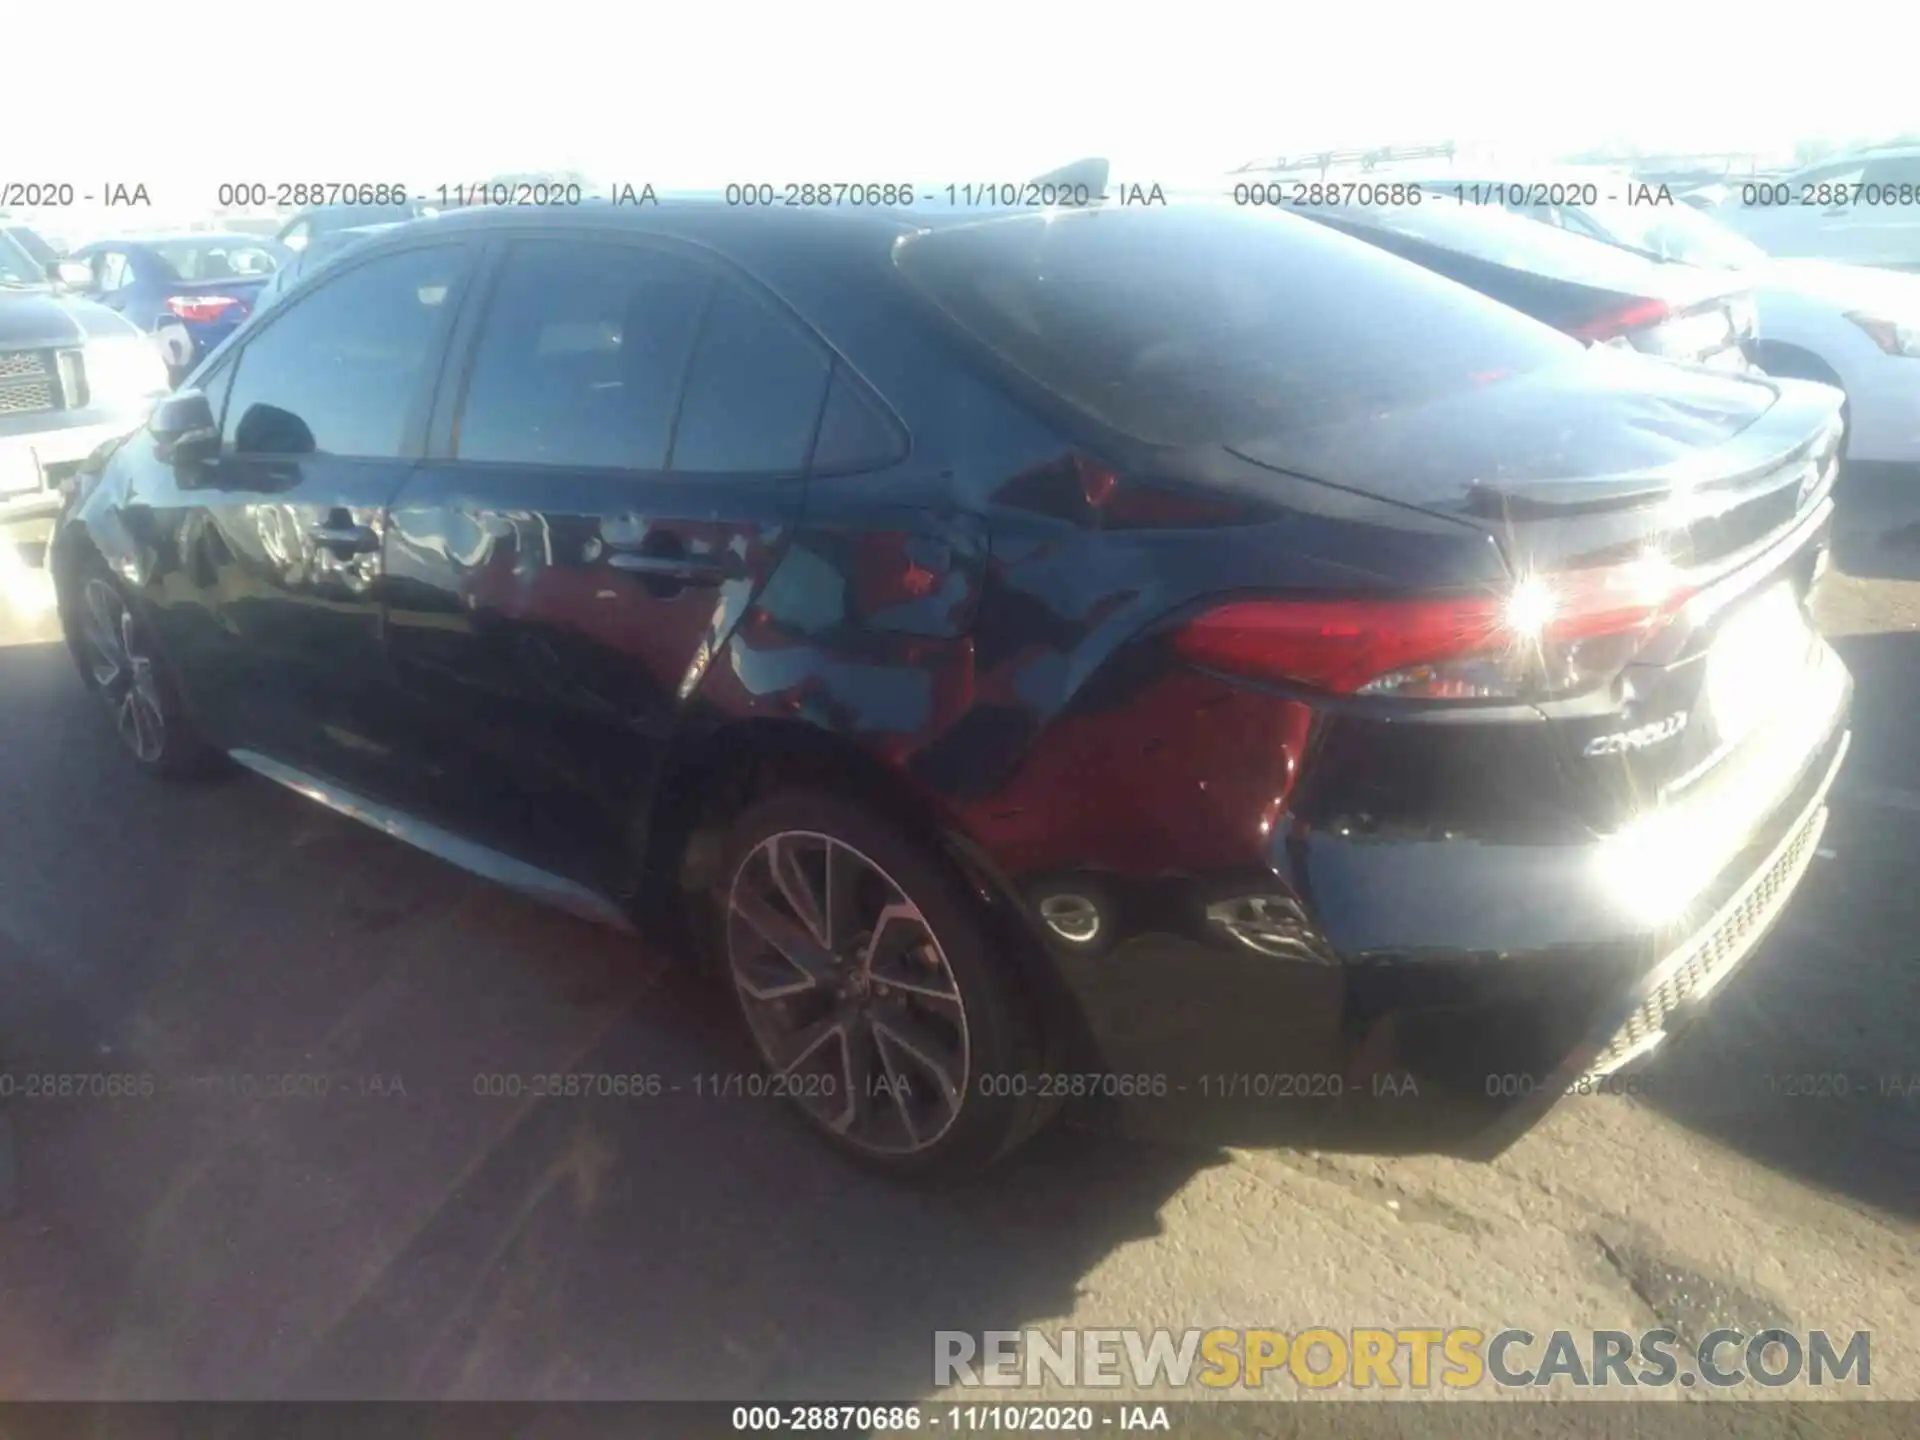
1232, 355, 1847, 823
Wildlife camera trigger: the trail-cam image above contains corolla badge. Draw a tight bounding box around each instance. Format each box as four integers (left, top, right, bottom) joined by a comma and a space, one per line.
1583, 712, 1689, 758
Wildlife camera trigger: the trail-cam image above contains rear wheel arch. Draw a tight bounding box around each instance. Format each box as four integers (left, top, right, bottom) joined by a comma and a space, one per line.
645, 717, 1004, 929
1751, 341, 1851, 451
1751, 339, 1844, 390
639, 716, 1093, 1066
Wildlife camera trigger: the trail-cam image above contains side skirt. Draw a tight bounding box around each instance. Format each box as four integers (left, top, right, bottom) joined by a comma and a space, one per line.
228, 748, 637, 934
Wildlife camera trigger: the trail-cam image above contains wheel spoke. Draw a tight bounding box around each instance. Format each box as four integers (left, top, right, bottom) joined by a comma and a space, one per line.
873, 972, 964, 1010
858, 901, 927, 975
831, 1010, 878, 1136
768, 833, 829, 948
117, 691, 154, 759
80, 583, 124, 686
728, 829, 972, 1158
872, 1020, 922, 1147
870, 1008, 964, 1111
774, 1010, 847, 1077
871, 937, 964, 1011
730, 888, 836, 999
822, 839, 865, 952
129, 657, 164, 715
131, 689, 165, 761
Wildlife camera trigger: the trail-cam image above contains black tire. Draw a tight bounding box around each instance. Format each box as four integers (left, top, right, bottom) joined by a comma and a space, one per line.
716, 788, 1051, 1181
66, 556, 226, 780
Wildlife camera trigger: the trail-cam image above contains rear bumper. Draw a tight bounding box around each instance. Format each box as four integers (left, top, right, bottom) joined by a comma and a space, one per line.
1034, 644, 1852, 1158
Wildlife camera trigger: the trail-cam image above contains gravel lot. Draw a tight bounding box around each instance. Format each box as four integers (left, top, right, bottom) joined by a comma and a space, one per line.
0, 489, 1915, 1414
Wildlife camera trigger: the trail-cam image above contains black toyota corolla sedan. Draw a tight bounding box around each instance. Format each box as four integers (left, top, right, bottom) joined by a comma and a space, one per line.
49, 200, 1851, 1178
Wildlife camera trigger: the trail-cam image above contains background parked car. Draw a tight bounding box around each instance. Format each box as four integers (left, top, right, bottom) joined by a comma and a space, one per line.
1705, 145, 1920, 271
2, 229, 170, 560
67, 233, 289, 381
1437, 173, 1920, 472
1283, 195, 1760, 371
211, 215, 294, 240
275, 201, 435, 252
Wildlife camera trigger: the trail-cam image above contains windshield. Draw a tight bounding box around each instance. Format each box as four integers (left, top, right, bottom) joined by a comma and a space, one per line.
896, 206, 1580, 448
152, 239, 282, 281
0, 230, 46, 284
1583, 199, 1768, 270
3, 225, 59, 269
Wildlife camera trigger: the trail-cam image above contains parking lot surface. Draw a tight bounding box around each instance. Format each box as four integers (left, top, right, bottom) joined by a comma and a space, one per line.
1, 495, 1916, 1407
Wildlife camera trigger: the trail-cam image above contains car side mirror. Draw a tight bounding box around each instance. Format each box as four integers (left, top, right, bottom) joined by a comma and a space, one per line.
52, 259, 93, 290
149, 390, 219, 467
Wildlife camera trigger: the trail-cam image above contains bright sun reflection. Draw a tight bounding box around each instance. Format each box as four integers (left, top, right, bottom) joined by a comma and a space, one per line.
0, 546, 57, 617
1598, 811, 1719, 927
1503, 574, 1559, 637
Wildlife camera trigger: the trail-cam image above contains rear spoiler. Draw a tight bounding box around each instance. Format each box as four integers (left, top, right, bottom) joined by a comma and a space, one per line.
911, 157, 1114, 218
1232, 143, 1458, 179
1027, 156, 1110, 194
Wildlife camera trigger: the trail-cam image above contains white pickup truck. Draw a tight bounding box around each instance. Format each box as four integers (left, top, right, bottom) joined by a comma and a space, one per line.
1, 229, 171, 566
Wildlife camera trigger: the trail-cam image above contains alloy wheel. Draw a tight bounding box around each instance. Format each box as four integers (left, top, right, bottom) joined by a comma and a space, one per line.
727, 830, 971, 1156
79, 578, 166, 764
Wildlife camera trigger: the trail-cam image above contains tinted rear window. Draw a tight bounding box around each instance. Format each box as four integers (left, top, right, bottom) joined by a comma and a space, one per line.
152, 240, 282, 281
894, 206, 1579, 447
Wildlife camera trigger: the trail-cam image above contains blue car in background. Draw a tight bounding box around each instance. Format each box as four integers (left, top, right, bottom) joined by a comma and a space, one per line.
67, 232, 290, 380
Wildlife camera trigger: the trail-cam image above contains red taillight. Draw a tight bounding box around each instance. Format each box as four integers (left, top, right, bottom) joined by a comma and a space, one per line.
166, 295, 246, 324
1077, 455, 1118, 509
1571, 297, 1670, 343
1174, 596, 1508, 695
1174, 559, 1693, 700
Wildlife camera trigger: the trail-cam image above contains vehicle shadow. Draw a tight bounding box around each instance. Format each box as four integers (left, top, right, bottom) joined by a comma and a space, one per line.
0, 637, 1221, 1401
1636, 626, 1920, 1223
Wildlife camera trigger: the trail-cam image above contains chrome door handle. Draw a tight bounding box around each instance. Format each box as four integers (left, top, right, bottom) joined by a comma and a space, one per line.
307, 522, 379, 554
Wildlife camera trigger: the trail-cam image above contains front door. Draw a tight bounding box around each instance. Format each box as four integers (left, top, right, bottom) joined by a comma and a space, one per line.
381, 234, 828, 886
169, 239, 475, 790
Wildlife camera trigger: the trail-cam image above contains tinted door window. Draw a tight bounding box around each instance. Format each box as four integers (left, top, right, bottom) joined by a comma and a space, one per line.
456, 241, 711, 471
221, 244, 464, 459
201, 357, 239, 432
95, 252, 135, 292
810, 363, 906, 474
670, 280, 831, 474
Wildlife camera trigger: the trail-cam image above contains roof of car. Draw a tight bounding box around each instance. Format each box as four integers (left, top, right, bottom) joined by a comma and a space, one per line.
370, 199, 930, 248
79, 231, 283, 250
1843, 143, 1920, 160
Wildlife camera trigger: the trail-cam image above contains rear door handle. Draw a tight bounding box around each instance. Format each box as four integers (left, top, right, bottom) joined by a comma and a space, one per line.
307, 521, 379, 554
606, 551, 729, 584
